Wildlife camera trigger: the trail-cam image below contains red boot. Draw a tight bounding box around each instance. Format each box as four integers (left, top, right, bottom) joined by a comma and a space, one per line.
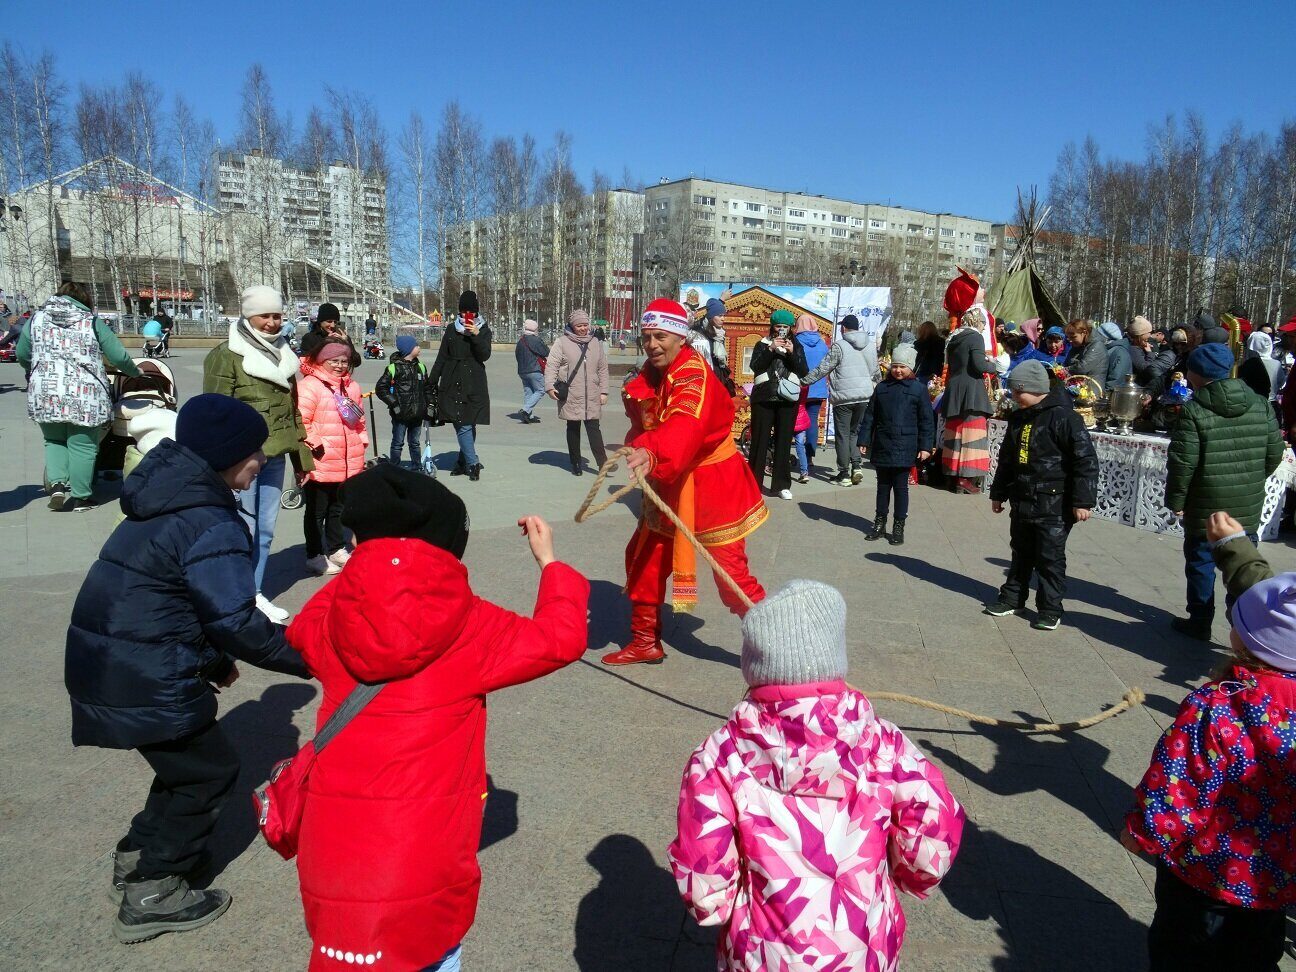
602, 604, 666, 666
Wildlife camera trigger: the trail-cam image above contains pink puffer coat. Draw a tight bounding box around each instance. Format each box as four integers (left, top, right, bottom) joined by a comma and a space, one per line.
669, 681, 965, 971
297, 368, 368, 483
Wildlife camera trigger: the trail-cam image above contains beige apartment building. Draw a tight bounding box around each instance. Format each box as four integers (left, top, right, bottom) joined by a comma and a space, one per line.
642, 177, 995, 325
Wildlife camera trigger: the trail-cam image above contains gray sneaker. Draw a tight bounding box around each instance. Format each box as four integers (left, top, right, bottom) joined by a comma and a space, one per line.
115, 874, 231, 944
110, 845, 213, 903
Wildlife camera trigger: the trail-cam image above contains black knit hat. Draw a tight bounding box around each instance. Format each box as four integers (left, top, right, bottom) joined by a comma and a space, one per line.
175, 393, 269, 471
316, 302, 341, 324
458, 290, 479, 314
341, 464, 470, 559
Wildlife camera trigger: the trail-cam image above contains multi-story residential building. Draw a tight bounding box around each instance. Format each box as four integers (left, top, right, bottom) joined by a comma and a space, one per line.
218, 150, 392, 317
642, 177, 995, 326
445, 189, 643, 329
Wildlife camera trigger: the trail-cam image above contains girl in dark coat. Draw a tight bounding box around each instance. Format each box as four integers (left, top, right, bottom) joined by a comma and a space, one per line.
913, 320, 947, 383
859, 345, 936, 545
940, 308, 995, 493
747, 309, 809, 500
429, 291, 492, 481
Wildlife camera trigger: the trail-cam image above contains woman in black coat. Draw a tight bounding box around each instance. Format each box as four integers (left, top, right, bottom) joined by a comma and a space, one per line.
940, 310, 995, 493
858, 348, 935, 544
429, 290, 492, 480
747, 309, 808, 500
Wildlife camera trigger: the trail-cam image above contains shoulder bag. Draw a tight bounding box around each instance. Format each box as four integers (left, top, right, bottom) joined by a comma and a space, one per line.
253, 681, 384, 860
554, 341, 590, 405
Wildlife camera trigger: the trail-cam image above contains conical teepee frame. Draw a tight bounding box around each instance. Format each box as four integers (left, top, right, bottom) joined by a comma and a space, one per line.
987, 187, 1066, 331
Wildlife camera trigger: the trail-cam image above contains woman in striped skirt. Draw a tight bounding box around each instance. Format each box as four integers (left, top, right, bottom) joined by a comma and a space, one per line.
940, 307, 994, 493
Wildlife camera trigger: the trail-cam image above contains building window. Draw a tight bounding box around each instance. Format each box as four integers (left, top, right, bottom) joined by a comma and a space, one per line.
941, 241, 954, 251
743, 217, 763, 227
925, 226, 935, 236
788, 209, 806, 218
974, 232, 989, 242
767, 220, 781, 229
768, 206, 783, 215
832, 213, 846, 223
831, 227, 847, 237
867, 232, 884, 242
940, 227, 954, 237
745, 202, 762, 212
869, 219, 884, 229
849, 217, 864, 227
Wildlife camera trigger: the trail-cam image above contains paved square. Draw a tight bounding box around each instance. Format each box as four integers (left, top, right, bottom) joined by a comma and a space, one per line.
2, 348, 1293, 970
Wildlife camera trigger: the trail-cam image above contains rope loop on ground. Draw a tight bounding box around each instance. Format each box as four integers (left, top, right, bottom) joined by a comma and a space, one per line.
575, 451, 1144, 733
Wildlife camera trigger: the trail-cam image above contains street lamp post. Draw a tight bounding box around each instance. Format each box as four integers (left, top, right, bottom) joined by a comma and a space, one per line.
834, 258, 864, 324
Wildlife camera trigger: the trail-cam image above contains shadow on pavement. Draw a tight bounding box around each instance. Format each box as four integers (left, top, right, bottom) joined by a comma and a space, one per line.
0, 483, 44, 514
203, 682, 317, 879
528, 449, 575, 471
479, 774, 518, 853
668, 612, 740, 669
588, 579, 631, 652
866, 551, 999, 604
941, 819, 1146, 971
799, 500, 871, 534
573, 834, 701, 971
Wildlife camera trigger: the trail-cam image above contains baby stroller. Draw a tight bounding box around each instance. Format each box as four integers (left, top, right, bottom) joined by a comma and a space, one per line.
363, 338, 385, 359
99, 359, 179, 476
141, 319, 170, 358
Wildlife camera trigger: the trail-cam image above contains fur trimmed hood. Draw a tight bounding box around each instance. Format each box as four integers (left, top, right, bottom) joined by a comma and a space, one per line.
228, 317, 300, 389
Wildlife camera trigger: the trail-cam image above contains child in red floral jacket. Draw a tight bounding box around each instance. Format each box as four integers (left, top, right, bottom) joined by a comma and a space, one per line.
1122, 511, 1296, 971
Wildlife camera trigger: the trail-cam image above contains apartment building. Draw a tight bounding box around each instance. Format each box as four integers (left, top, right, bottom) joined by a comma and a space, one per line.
642, 177, 995, 324
445, 189, 643, 327
217, 150, 391, 302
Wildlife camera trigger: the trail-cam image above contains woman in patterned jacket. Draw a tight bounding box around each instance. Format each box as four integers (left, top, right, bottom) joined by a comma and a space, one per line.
669, 580, 964, 971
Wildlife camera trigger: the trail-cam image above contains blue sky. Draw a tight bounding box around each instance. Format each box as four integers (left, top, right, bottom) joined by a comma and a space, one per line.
9, 0, 1294, 221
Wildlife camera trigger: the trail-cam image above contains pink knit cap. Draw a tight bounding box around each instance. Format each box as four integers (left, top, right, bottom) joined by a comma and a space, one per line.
314, 341, 351, 363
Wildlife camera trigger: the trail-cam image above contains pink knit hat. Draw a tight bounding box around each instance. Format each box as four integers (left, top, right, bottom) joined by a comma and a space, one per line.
314, 341, 351, 363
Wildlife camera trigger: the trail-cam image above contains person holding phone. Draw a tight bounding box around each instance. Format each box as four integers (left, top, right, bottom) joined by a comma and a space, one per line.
429, 290, 492, 481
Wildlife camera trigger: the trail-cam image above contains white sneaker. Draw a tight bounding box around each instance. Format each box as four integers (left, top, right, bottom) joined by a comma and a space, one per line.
328, 548, 351, 568
778, 489, 794, 501
255, 593, 292, 624
306, 555, 340, 576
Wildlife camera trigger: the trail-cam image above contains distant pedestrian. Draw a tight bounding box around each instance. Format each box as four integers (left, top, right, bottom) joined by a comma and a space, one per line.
1096, 321, 1133, 391
669, 579, 964, 972
983, 360, 1099, 631
940, 306, 995, 494
793, 314, 829, 471
17, 279, 140, 512
1165, 342, 1283, 641
1239, 331, 1284, 403
545, 308, 609, 475
800, 313, 878, 486
430, 290, 491, 481
376, 335, 431, 464
203, 285, 312, 624
1063, 319, 1107, 381
859, 344, 934, 545
514, 318, 549, 424
913, 320, 946, 384
65, 394, 310, 944
748, 310, 808, 501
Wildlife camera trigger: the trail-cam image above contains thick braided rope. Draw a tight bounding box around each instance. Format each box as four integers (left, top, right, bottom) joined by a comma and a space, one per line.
575, 451, 1145, 733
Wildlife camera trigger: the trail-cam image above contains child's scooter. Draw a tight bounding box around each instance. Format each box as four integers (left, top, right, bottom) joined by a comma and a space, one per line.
363, 391, 386, 469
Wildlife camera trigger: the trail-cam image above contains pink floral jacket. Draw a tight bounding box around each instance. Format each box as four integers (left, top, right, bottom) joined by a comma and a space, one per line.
668, 681, 964, 971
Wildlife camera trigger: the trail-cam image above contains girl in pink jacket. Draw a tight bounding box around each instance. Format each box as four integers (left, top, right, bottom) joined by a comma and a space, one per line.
669, 580, 965, 972
298, 339, 368, 576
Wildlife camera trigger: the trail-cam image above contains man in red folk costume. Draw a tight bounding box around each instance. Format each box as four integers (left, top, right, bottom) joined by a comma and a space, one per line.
603, 298, 768, 666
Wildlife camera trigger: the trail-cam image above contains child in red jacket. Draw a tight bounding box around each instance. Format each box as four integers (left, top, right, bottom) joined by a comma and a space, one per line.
286, 464, 589, 971
1123, 512, 1296, 970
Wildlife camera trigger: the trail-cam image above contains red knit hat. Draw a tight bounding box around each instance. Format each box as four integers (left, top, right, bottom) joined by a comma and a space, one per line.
942, 268, 980, 319
640, 298, 690, 337
1281, 315, 1296, 335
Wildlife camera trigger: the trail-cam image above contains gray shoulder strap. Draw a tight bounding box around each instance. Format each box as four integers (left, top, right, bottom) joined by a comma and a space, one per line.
313, 682, 384, 753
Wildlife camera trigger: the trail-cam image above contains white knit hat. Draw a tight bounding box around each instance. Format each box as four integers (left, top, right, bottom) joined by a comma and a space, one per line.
241, 285, 284, 319
891, 344, 918, 371
741, 580, 848, 688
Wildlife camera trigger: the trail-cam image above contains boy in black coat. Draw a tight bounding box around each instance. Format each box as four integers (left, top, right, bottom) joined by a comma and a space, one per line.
858, 344, 935, 545
65, 394, 310, 943
984, 360, 1099, 630
376, 334, 432, 468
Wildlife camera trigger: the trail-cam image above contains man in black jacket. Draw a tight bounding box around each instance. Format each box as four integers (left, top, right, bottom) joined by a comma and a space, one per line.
65, 394, 310, 943
983, 361, 1100, 630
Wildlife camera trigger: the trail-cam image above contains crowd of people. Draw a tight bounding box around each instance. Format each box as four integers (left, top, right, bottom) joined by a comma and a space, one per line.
4, 271, 1295, 969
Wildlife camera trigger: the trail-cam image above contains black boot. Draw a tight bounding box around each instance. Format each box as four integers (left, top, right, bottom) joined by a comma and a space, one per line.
115, 874, 230, 944
468, 463, 483, 482
888, 517, 907, 545
866, 515, 887, 541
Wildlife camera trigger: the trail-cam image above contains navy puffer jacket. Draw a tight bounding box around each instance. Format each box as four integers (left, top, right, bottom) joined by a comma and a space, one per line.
65, 439, 309, 749
858, 376, 936, 468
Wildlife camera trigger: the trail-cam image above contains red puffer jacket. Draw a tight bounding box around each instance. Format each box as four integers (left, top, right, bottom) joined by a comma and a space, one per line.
286, 537, 589, 971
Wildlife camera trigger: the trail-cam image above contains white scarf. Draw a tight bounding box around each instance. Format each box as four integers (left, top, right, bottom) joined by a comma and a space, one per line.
228, 318, 300, 389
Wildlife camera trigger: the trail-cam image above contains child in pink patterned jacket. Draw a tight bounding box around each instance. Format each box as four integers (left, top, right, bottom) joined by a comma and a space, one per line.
668, 580, 965, 972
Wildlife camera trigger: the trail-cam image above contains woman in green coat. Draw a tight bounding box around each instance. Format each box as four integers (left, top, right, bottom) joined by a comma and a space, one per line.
203, 285, 310, 624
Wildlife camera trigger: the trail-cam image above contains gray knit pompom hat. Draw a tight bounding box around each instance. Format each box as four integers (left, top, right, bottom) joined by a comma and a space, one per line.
741, 580, 848, 688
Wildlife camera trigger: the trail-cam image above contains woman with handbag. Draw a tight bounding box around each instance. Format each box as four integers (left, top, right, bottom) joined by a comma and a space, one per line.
545, 309, 610, 476
747, 309, 809, 500
428, 290, 491, 482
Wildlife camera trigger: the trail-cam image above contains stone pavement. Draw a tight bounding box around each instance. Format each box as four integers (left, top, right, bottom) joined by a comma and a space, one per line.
2, 349, 1294, 971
